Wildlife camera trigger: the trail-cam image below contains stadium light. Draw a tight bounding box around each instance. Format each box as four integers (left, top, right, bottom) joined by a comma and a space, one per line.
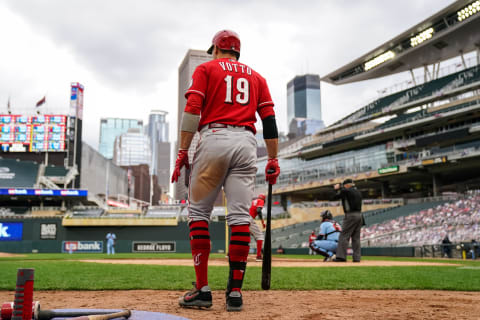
457, 0, 480, 22
364, 50, 395, 71
410, 27, 434, 47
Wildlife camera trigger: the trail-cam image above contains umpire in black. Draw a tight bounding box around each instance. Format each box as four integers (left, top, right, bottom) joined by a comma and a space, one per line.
331, 178, 363, 262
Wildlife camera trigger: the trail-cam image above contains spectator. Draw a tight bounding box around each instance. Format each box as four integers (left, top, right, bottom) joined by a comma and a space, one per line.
470, 239, 478, 260
441, 234, 452, 258
276, 245, 285, 254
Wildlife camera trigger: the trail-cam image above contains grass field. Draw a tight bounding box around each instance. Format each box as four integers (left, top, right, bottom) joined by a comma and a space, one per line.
1, 253, 479, 292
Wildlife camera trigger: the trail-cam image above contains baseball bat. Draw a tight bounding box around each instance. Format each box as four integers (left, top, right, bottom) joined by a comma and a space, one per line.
261, 172, 274, 290
69, 310, 131, 320
35, 309, 123, 320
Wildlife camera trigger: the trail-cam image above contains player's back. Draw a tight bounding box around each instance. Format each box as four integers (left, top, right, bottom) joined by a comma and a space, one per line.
187, 58, 272, 131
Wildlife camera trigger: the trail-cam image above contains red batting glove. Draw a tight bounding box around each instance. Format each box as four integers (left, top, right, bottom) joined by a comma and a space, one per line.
265, 158, 280, 185
171, 149, 190, 183
262, 220, 266, 229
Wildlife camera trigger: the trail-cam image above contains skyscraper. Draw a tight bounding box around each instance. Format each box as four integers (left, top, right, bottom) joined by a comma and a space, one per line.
112, 128, 151, 167
175, 49, 211, 201
147, 110, 170, 194
99, 118, 143, 159
286, 74, 324, 137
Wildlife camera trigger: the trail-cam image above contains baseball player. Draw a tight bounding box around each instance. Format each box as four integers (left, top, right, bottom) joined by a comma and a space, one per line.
249, 194, 266, 261
308, 231, 317, 255
105, 232, 116, 255
171, 29, 280, 312
310, 211, 341, 262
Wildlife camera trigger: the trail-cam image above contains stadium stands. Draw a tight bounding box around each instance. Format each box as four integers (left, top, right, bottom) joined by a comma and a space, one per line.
361, 192, 480, 247
336, 65, 480, 127
269, 198, 449, 249
71, 207, 105, 217
146, 205, 183, 218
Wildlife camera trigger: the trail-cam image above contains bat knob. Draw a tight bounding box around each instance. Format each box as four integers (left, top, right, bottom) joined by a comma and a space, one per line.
33, 301, 41, 320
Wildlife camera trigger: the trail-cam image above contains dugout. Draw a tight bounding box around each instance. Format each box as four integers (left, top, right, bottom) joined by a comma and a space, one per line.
0, 217, 226, 254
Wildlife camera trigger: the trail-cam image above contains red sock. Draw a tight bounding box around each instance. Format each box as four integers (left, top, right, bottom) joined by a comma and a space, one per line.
256, 240, 263, 257
228, 224, 250, 293
189, 220, 210, 289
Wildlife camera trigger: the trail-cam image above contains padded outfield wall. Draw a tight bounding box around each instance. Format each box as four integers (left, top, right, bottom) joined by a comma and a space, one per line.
0, 217, 227, 254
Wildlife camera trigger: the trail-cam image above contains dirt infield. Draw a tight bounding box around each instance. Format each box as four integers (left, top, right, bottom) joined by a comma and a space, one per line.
0, 289, 478, 319
79, 256, 460, 267
1, 256, 476, 319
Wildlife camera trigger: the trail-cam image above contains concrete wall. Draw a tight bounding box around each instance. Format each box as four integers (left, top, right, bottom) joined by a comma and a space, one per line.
81, 143, 129, 197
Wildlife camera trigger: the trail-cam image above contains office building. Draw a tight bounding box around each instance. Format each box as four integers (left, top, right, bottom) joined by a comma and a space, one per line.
147, 110, 170, 194
175, 49, 211, 200
99, 118, 143, 159
112, 128, 151, 167
287, 74, 325, 137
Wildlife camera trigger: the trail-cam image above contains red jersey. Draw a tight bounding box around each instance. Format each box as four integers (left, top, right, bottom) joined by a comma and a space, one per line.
184, 58, 275, 133
249, 198, 265, 219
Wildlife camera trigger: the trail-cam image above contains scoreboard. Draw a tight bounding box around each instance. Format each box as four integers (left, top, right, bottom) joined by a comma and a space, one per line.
0, 114, 67, 152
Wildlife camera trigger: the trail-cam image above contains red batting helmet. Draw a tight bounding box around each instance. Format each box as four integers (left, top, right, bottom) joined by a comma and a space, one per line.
258, 194, 266, 201
207, 30, 241, 58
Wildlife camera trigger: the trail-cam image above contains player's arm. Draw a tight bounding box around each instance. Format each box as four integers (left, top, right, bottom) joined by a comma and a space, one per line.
257, 77, 280, 184
256, 206, 266, 228
171, 94, 203, 183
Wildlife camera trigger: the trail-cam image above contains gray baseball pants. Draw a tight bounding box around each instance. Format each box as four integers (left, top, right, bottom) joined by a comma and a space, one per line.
187, 126, 257, 226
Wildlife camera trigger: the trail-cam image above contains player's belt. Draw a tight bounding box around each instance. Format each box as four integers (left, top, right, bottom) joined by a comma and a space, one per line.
207, 123, 254, 134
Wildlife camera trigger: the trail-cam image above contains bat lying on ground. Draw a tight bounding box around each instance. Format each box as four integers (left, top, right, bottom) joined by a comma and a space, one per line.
36, 309, 128, 320
69, 310, 131, 320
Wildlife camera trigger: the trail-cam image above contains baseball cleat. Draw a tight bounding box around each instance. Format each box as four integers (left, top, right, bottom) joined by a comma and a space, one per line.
255, 256, 263, 262
179, 283, 212, 309
226, 290, 243, 312
333, 257, 347, 262
323, 255, 333, 262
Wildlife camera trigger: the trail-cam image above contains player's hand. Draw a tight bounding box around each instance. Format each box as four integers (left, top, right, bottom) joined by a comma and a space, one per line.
262, 221, 266, 229
265, 158, 280, 185
171, 149, 190, 183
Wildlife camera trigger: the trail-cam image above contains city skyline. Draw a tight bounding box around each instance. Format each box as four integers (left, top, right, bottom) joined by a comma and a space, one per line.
0, 0, 456, 151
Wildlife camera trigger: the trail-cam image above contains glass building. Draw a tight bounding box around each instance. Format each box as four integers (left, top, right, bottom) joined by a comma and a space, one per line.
147, 110, 170, 193
112, 128, 151, 167
175, 49, 212, 200
287, 74, 325, 136
99, 118, 143, 159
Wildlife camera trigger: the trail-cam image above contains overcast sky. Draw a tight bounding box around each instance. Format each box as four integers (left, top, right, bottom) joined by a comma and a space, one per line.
0, 0, 458, 150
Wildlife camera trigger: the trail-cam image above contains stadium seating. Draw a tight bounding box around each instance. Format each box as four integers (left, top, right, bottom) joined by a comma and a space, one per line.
361, 193, 480, 247
338, 65, 480, 125
71, 208, 104, 217
269, 199, 448, 249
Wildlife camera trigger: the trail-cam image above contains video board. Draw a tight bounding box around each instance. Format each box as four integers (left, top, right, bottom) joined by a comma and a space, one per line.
0, 114, 67, 152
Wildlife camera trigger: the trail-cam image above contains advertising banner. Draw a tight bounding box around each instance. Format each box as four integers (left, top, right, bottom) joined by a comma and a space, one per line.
0, 188, 88, 196
40, 223, 57, 240
132, 241, 176, 253
62, 241, 103, 253
0, 222, 23, 241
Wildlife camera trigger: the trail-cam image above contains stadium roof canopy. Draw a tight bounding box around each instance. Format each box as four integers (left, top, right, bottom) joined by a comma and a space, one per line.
322, 0, 480, 85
